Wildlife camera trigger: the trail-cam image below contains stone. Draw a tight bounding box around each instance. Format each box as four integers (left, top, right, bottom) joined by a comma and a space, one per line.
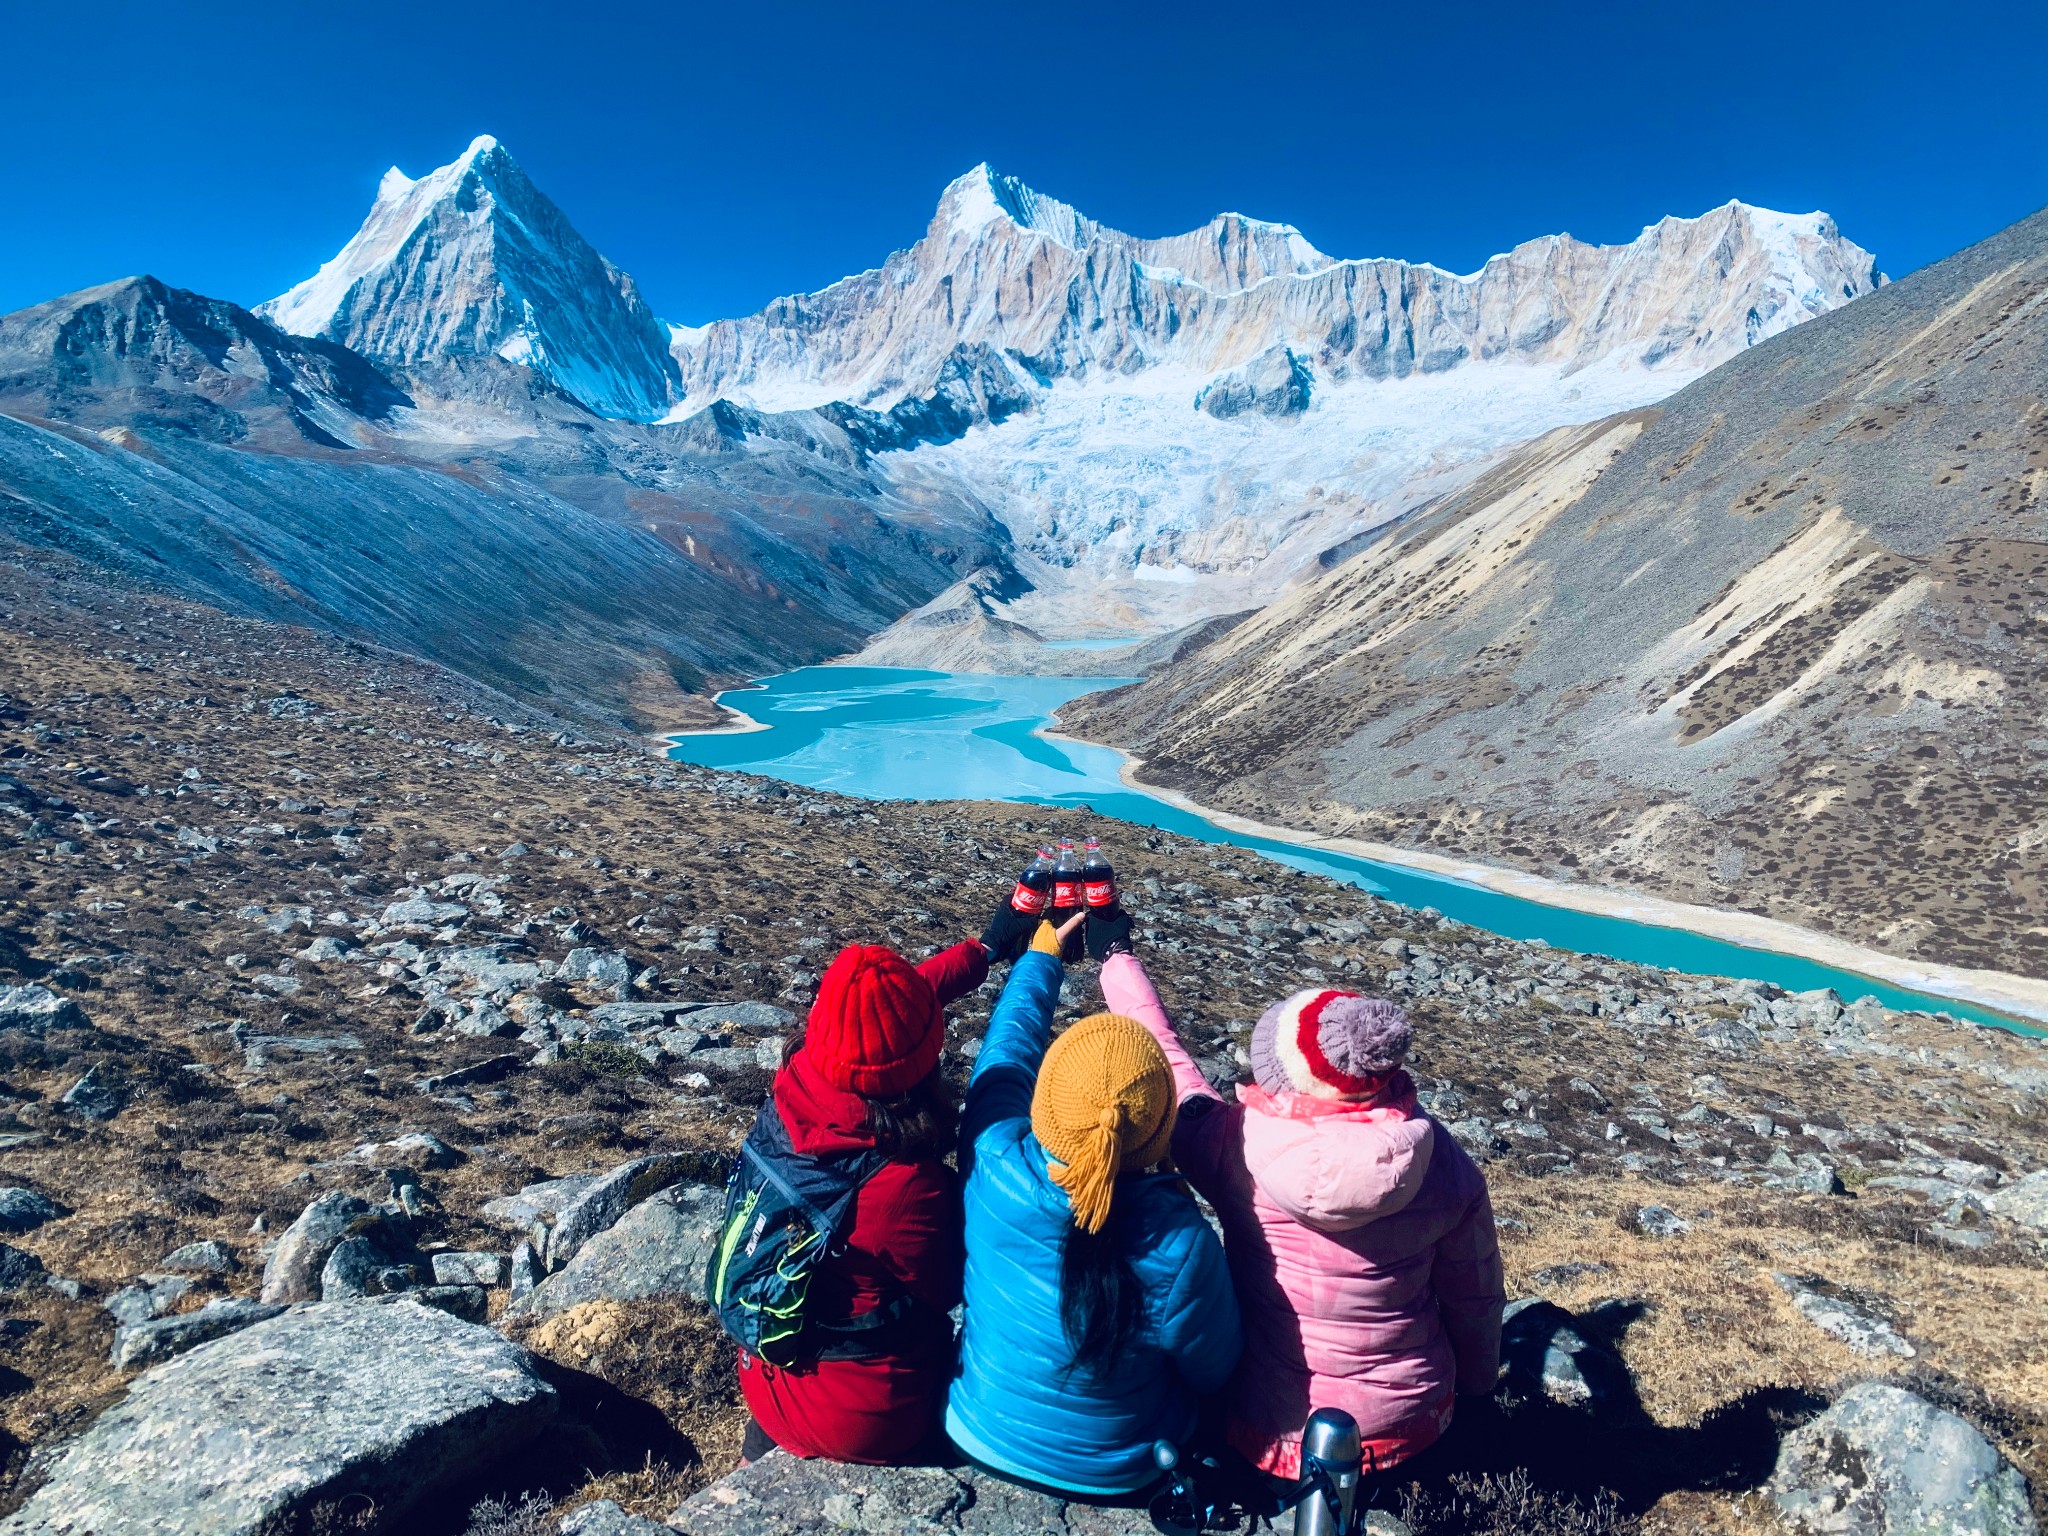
433, 1251, 504, 1287
105, 1274, 191, 1328
560, 948, 633, 990
382, 1284, 488, 1323
1446, 1117, 1506, 1160
320, 1234, 417, 1299
2, 1298, 558, 1536
0, 1188, 67, 1234
1772, 1275, 1915, 1359
509, 1240, 540, 1299
684, 1000, 795, 1032
59, 1065, 126, 1120
482, 1174, 599, 1231
241, 1033, 361, 1069
161, 1239, 235, 1274
587, 1002, 681, 1029
1771, 1381, 2038, 1536
354, 1130, 465, 1170
544, 1153, 700, 1269
413, 1052, 523, 1093
559, 1499, 676, 1536
668, 1449, 1356, 1536
382, 896, 471, 927
260, 1191, 374, 1303
1633, 1204, 1692, 1238
510, 1183, 723, 1322
297, 936, 353, 961
1985, 1169, 2048, 1231
112, 1297, 286, 1370
0, 983, 87, 1033
0, 1241, 47, 1294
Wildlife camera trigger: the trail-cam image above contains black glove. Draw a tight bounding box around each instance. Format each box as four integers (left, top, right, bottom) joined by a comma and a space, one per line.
1086, 903, 1135, 962
979, 899, 1040, 963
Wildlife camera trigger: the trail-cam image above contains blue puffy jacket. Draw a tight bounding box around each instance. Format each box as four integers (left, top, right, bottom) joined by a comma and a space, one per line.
945, 949, 1242, 1496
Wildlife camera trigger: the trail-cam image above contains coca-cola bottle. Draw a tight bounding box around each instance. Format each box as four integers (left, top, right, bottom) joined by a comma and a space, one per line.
1010, 846, 1055, 915
1052, 838, 1082, 911
1081, 837, 1117, 909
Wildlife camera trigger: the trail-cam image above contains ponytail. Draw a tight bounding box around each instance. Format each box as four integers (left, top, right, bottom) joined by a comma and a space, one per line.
1058, 1198, 1145, 1375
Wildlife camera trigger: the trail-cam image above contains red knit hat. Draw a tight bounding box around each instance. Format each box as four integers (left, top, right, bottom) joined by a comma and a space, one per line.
805, 944, 943, 1097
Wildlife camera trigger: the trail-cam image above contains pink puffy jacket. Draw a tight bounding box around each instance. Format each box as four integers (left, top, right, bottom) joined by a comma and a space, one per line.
1100, 953, 1503, 1477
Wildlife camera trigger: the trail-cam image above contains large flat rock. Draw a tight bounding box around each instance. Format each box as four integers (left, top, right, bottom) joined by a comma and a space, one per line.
2, 1297, 558, 1536
668, 1453, 1414, 1536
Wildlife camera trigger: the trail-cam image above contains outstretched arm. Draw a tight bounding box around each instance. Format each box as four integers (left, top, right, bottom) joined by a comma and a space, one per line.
1099, 951, 1220, 1108
958, 916, 1081, 1172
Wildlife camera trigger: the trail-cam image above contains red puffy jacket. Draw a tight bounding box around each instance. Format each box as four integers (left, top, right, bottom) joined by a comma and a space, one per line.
736, 939, 986, 1463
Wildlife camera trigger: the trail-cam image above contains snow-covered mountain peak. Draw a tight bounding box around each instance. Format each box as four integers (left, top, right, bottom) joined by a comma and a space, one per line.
260, 136, 680, 421
934, 165, 1090, 248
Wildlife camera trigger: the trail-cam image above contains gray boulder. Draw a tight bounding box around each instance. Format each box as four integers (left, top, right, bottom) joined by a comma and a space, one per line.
434, 1251, 505, 1287
544, 1154, 699, 1269
260, 1191, 374, 1303
684, 1001, 795, 1032
2, 1298, 558, 1536
0, 984, 87, 1033
1771, 1381, 2038, 1536
353, 1130, 465, 1169
161, 1239, 236, 1274
668, 1453, 1410, 1536
1632, 1204, 1692, 1238
0, 1242, 47, 1294
105, 1273, 191, 1328
320, 1234, 420, 1299
112, 1297, 286, 1370
1986, 1170, 2048, 1231
59, 1066, 126, 1120
0, 1188, 66, 1234
1772, 1275, 1915, 1359
509, 1183, 722, 1322
561, 1499, 676, 1536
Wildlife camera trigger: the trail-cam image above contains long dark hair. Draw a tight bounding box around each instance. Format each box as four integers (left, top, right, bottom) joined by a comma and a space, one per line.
1059, 1202, 1145, 1376
863, 1069, 958, 1161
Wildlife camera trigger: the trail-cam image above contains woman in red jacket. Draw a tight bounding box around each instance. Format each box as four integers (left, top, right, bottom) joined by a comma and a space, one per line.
735, 931, 1000, 1465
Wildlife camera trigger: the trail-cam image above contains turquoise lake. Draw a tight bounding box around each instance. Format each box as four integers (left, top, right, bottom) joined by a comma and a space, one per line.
666, 667, 2031, 1032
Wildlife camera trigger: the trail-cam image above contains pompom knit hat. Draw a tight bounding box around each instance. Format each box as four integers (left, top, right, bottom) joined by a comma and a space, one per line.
1251, 989, 1411, 1102
806, 944, 943, 1097
1031, 1012, 1176, 1235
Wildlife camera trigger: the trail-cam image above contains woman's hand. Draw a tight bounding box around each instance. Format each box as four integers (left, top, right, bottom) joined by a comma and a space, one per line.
978, 898, 1042, 963
1030, 909, 1088, 959
1086, 903, 1135, 961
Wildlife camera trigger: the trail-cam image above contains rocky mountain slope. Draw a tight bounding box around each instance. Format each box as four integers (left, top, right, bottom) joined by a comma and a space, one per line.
1063, 203, 2048, 981
259, 136, 682, 422
0, 556, 2042, 1535
0, 275, 1006, 729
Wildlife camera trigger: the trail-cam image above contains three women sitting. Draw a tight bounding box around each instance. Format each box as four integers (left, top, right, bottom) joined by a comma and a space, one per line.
727, 889, 1503, 1498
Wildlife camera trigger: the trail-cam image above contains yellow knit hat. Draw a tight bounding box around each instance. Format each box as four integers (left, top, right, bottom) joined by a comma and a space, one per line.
1031, 1011, 1176, 1234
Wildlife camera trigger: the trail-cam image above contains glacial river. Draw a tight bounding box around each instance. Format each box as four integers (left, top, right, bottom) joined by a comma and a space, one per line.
667, 668, 2030, 1031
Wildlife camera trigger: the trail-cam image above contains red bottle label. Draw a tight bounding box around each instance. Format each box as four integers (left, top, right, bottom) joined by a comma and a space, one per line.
1011, 879, 1050, 915
1053, 877, 1080, 907
1083, 876, 1117, 908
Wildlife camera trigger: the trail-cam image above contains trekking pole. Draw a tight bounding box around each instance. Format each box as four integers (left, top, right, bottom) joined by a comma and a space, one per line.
1293, 1409, 1363, 1536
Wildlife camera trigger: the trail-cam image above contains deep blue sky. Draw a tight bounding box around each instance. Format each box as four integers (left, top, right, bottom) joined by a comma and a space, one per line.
4, 0, 2045, 324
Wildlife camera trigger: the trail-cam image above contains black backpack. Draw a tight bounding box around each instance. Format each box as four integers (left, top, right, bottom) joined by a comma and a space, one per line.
706, 1097, 912, 1367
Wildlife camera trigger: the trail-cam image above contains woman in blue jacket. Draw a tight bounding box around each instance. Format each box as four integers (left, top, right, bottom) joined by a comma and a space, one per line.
947, 914, 1242, 1498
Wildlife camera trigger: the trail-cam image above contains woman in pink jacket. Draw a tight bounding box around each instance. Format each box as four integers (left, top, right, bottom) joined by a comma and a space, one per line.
1090, 910, 1503, 1481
